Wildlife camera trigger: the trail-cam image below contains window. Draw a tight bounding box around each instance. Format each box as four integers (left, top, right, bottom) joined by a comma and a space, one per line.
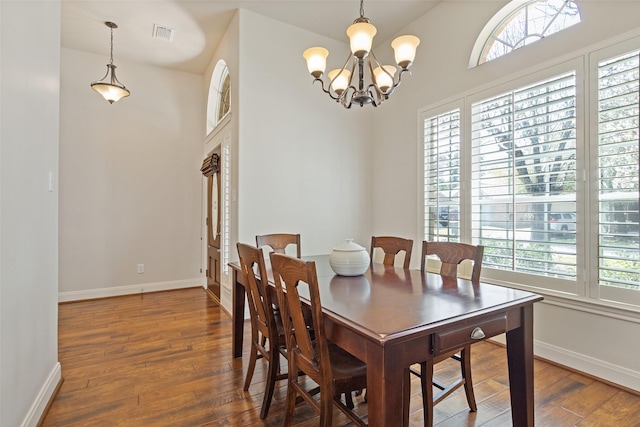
471, 71, 578, 287
217, 71, 230, 122
206, 60, 230, 135
595, 47, 640, 304
422, 37, 640, 309
470, 0, 581, 67
423, 105, 462, 243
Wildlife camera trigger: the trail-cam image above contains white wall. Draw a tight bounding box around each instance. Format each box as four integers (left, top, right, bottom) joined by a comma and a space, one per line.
0, 1, 61, 426
58, 48, 205, 301
370, 0, 640, 391
236, 10, 372, 256
203, 10, 373, 312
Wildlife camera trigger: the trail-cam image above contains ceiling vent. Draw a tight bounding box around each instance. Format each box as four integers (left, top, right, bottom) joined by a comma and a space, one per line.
152, 24, 175, 42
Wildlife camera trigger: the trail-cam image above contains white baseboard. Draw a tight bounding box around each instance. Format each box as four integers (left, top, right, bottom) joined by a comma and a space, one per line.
488, 335, 640, 392
220, 283, 233, 315
535, 340, 640, 392
21, 362, 61, 427
58, 278, 204, 302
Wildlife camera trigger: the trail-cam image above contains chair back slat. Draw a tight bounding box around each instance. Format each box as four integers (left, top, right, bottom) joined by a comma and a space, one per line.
237, 243, 276, 338
270, 253, 330, 382
256, 233, 301, 258
422, 241, 484, 282
370, 236, 413, 269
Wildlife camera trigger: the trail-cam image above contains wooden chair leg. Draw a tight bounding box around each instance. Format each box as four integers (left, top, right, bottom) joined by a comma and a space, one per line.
319, 392, 334, 427
460, 346, 477, 412
243, 332, 258, 391
259, 347, 280, 419
344, 391, 355, 409
284, 367, 297, 427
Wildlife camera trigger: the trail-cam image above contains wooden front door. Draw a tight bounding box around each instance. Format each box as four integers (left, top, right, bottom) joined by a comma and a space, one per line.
202, 147, 221, 300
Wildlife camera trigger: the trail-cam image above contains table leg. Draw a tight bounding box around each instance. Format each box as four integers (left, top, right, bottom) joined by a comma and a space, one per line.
232, 269, 246, 358
365, 342, 406, 427
506, 304, 535, 426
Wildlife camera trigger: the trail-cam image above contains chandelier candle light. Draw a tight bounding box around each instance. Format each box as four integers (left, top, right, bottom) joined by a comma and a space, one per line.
303, 0, 420, 108
91, 21, 130, 104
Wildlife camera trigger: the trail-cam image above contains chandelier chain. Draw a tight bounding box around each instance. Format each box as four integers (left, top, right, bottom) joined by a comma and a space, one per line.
359, 0, 365, 18
109, 27, 114, 65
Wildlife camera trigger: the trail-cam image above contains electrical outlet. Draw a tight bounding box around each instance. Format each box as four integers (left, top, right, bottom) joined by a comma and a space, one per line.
137, 264, 144, 274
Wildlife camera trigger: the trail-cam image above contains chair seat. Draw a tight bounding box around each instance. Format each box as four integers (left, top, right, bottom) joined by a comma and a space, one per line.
328, 342, 367, 387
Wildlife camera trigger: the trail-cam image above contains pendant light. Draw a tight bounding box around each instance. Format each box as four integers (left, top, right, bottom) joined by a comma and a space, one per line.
91, 21, 130, 104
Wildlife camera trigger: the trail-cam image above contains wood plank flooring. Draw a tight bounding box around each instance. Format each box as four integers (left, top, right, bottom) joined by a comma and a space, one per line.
41, 287, 640, 426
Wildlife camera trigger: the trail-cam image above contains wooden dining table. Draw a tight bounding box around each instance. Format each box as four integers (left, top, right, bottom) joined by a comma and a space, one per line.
229, 255, 543, 426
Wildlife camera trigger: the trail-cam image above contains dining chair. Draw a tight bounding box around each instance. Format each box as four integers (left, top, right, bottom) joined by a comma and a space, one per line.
370, 235, 413, 268
414, 240, 485, 425
269, 252, 368, 427
256, 233, 301, 258
236, 242, 288, 419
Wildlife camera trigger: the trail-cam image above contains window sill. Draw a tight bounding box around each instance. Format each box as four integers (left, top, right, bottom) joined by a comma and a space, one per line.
485, 278, 640, 324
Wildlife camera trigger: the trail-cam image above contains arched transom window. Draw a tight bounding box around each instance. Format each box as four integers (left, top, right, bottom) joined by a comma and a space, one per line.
470, 0, 581, 67
206, 60, 230, 135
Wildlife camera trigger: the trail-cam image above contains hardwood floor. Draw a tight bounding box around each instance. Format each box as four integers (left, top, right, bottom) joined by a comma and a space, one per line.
42, 287, 639, 426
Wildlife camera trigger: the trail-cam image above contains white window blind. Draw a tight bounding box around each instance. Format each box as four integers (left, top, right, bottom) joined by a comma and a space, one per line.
222, 142, 231, 274
597, 50, 640, 292
423, 108, 461, 242
471, 72, 578, 280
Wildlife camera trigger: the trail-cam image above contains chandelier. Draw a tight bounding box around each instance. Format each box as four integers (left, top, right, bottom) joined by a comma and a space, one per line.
303, 0, 420, 109
91, 22, 130, 104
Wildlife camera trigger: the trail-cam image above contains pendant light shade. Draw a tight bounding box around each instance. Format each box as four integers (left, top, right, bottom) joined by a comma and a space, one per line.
91, 22, 130, 104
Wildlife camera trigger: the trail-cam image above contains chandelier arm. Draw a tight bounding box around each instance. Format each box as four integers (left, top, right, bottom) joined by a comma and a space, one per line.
343, 87, 355, 109
319, 52, 358, 102
367, 83, 384, 106
368, 48, 383, 68
368, 49, 398, 95
383, 68, 410, 97
313, 77, 342, 101
93, 67, 110, 84
341, 58, 360, 108
339, 53, 358, 96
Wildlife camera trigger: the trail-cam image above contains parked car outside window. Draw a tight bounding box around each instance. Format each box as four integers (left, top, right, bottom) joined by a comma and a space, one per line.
439, 207, 459, 227
549, 213, 576, 231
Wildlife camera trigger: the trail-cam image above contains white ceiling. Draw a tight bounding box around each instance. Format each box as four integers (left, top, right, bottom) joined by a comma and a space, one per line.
61, 0, 443, 75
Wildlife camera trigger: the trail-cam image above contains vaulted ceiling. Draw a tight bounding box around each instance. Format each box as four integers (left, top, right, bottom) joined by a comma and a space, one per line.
61, 0, 442, 74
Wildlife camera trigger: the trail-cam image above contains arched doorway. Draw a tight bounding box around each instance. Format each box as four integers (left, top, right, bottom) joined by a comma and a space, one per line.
201, 60, 231, 302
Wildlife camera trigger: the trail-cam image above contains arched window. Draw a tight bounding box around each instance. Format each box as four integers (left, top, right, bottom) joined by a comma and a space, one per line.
206, 60, 230, 135
469, 0, 581, 67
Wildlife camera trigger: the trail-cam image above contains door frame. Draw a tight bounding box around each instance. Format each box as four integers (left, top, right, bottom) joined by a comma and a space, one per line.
202, 117, 232, 307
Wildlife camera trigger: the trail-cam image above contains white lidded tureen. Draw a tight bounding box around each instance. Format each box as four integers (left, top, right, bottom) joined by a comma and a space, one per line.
329, 239, 370, 276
